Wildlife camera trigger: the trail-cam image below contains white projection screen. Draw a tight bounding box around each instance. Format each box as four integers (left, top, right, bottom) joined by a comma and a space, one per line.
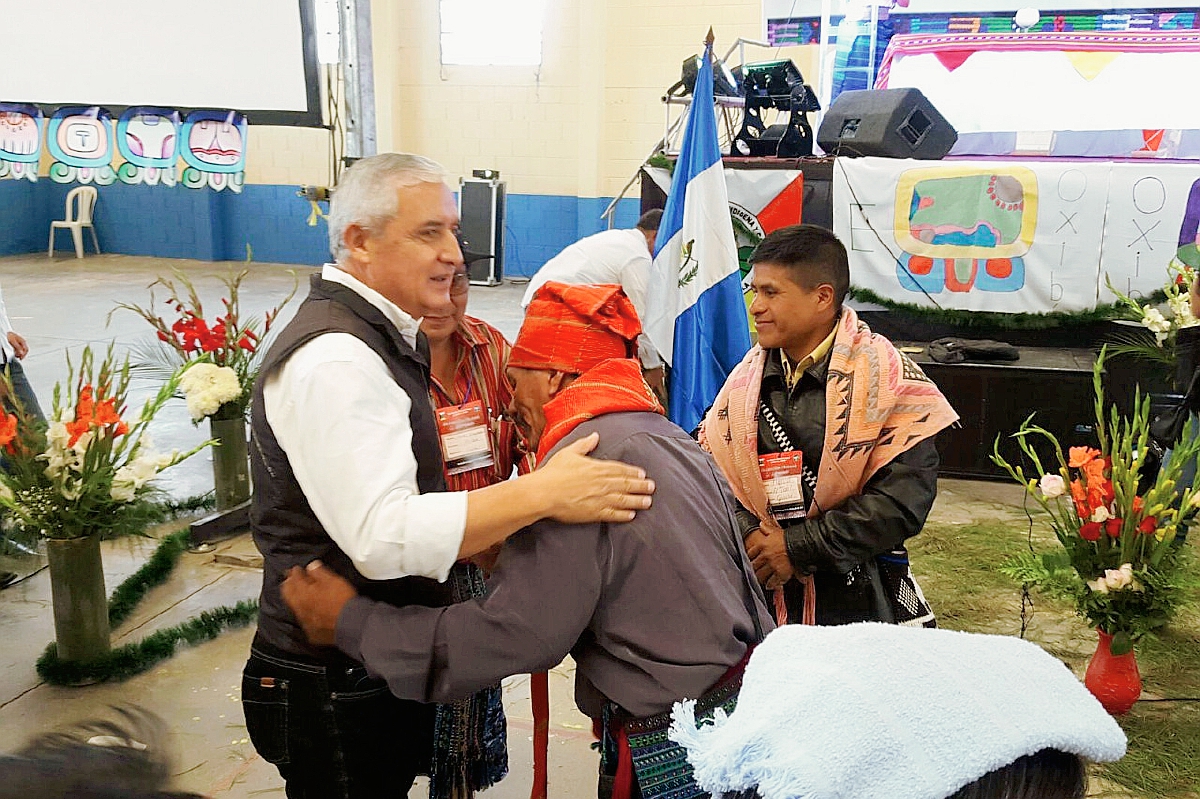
0, 0, 322, 126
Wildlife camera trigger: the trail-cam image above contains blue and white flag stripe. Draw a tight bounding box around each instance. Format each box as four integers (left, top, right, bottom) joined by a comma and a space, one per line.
644, 41, 751, 432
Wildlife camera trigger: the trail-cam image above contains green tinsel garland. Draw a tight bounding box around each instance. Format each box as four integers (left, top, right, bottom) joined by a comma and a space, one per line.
848, 286, 1170, 331
36, 527, 259, 686
107, 529, 189, 628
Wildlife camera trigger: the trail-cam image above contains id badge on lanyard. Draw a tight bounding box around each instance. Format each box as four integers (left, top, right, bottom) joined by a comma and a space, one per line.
436, 400, 496, 475
758, 451, 806, 520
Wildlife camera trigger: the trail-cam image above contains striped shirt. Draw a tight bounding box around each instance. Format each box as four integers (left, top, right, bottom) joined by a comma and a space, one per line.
429, 315, 534, 491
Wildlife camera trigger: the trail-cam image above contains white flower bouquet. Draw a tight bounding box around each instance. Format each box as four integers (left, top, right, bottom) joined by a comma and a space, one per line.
1106, 261, 1199, 376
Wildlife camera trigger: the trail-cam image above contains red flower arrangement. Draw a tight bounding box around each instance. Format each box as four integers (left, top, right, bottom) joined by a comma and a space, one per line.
159, 302, 258, 356
115, 268, 296, 421
0, 346, 207, 540
993, 348, 1197, 653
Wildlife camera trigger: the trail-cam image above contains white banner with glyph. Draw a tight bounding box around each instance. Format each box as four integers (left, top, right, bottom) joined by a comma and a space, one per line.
833, 156, 1200, 313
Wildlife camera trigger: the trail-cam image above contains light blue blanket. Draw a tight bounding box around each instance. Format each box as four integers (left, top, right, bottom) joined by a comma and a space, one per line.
669, 623, 1126, 799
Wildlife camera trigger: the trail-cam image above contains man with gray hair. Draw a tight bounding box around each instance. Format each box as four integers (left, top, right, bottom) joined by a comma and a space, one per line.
242, 153, 656, 798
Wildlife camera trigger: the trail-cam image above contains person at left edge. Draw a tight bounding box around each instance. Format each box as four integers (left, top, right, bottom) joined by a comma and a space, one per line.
243, 153, 655, 799
0, 283, 44, 422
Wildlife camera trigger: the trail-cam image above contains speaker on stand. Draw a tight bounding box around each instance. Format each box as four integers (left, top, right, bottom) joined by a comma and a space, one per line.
816, 87, 958, 160
458, 172, 506, 286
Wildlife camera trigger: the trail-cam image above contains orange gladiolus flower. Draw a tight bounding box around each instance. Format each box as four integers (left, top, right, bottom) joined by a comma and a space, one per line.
1070, 479, 1087, 502
1068, 446, 1101, 468
74, 385, 95, 423
93, 397, 123, 427
66, 418, 91, 448
64, 386, 129, 446
1082, 457, 1108, 485
0, 412, 17, 452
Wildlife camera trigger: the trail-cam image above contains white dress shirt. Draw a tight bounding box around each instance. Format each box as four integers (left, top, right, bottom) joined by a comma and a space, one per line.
521, 228, 662, 368
262, 265, 467, 582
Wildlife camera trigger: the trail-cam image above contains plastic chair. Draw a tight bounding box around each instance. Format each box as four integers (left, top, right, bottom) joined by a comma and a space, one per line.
48, 186, 100, 259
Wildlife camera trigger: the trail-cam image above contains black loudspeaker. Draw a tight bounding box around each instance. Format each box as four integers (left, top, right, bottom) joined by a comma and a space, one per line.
817, 88, 957, 160
458, 177, 505, 286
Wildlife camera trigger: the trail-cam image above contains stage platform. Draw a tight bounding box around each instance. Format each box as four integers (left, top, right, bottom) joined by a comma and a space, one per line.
902, 343, 1098, 480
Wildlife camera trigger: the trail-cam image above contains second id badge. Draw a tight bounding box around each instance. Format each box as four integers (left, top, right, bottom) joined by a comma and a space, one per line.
758, 451, 807, 520
436, 400, 495, 475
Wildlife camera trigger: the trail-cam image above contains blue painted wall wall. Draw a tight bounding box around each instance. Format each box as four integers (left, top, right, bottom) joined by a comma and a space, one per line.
0, 180, 42, 255
503, 194, 640, 278
1, 179, 641, 278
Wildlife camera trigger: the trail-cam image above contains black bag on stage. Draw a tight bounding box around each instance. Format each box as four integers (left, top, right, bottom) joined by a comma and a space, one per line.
927, 338, 1020, 365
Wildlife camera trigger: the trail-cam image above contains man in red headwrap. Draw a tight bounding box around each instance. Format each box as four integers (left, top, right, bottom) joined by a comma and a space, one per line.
281, 282, 773, 799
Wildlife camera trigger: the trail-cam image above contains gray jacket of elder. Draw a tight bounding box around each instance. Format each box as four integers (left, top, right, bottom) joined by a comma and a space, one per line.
337, 410, 774, 718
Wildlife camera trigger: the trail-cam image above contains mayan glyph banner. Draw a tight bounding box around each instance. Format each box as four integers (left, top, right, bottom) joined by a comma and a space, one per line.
833, 156, 1200, 313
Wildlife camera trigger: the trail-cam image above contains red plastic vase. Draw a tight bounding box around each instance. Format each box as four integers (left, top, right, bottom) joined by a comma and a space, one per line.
1084, 629, 1141, 715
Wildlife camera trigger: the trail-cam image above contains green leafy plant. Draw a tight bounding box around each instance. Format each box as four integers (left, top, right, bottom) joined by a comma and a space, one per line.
848, 285, 1166, 331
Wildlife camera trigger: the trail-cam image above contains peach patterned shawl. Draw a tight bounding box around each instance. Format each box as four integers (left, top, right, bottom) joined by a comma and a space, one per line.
700, 307, 958, 622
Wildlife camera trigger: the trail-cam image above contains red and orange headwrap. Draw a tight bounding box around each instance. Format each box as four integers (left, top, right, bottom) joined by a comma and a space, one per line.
509, 282, 641, 374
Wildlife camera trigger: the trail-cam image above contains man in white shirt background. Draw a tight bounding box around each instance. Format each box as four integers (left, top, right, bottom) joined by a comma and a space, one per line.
521, 210, 666, 402
242, 153, 656, 799
0, 287, 42, 591
0, 285, 43, 422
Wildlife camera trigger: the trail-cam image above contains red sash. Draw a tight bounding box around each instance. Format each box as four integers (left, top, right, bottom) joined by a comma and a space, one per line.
535, 358, 663, 463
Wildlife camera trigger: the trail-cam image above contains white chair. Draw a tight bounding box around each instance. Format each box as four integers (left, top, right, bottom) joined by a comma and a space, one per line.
48, 186, 100, 259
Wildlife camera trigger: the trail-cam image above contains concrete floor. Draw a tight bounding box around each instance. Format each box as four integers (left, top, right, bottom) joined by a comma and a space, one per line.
0, 252, 1031, 797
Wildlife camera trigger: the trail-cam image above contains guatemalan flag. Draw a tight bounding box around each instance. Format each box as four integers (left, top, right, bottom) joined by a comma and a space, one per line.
644, 33, 752, 434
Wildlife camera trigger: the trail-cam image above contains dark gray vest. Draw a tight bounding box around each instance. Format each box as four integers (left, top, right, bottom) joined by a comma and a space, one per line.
250, 273, 452, 662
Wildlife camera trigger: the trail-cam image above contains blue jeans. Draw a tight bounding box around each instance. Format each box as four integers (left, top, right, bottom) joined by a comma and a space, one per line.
3, 359, 43, 422
243, 643, 435, 799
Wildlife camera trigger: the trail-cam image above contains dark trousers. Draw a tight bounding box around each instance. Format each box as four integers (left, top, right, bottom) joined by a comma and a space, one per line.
2, 360, 43, 422
243, 645, 435, 799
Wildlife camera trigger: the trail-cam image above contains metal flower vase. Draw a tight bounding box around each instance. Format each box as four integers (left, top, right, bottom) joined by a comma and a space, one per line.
210, 410, 250, 511
46, 534, 111, 662
1084, 629, 1141, 716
